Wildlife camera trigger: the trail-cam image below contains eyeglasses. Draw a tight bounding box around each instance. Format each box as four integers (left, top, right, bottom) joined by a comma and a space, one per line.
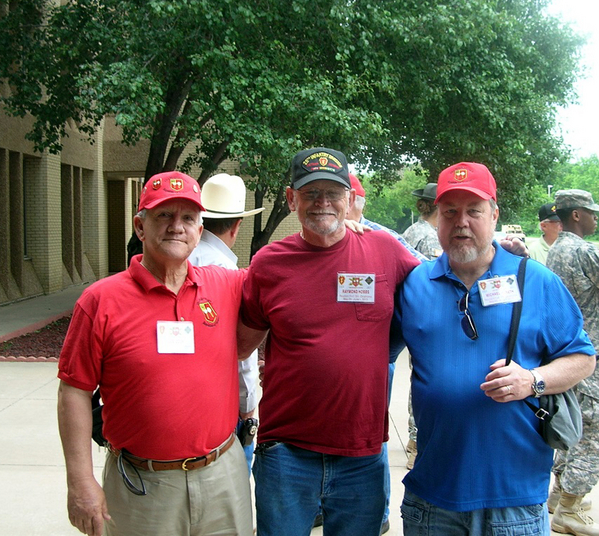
458, 292, 479, 340
117, 451, 147, 496
296, 187, 348, 202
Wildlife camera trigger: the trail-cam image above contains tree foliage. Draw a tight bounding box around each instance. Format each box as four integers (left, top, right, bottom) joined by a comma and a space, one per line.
0, 0, 586, 254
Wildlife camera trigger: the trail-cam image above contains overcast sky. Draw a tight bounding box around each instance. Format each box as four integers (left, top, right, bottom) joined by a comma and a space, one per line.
547, 0, 599, 160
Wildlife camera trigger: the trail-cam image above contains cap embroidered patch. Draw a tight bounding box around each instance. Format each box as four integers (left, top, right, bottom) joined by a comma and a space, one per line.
302, 152, 344, 175
454, 169, 468, 182
170, 178, 184, 191
198, 299, 218, 326
152, 178, 162, 190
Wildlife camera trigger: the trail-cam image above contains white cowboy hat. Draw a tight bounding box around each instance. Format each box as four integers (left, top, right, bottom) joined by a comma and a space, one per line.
201, 173, 265, 218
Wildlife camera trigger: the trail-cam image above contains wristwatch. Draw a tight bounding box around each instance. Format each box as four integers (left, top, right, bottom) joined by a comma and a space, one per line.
530, 369, 546, 398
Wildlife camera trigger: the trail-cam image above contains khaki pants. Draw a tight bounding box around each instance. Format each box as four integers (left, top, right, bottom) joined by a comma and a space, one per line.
102, 439, 253, 536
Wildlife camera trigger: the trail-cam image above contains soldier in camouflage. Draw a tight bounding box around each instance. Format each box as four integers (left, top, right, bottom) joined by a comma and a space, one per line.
546, 188, 599, 536
402, 183, 442, 260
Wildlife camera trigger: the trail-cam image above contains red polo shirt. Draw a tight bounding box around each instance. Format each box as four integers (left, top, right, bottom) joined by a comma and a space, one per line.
58, 256, 245, 459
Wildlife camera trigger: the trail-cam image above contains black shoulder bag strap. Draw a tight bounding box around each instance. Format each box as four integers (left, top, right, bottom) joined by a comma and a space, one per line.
504, 257, 528, 367
503, 258, 547, 418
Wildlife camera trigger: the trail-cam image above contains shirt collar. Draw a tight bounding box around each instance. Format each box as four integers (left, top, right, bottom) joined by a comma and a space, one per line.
200, 229, 238, 266
129, 254, 200, 293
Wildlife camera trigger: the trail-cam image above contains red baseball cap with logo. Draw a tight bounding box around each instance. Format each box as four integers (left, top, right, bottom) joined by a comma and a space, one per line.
138, 171, 205, 211
349, 173, 366, 197
435, 162, 497, 203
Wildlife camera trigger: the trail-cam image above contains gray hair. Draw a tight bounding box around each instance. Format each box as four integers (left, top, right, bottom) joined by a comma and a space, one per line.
354, 195, 366, 211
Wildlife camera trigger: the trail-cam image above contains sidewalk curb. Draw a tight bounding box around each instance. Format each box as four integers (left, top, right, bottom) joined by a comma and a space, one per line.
0, 310, 72, 344
0, 356, 58, 362
0, 311, 70, 362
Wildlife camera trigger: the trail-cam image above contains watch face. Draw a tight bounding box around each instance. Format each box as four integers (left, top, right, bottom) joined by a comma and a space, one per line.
537, 380, 546, 392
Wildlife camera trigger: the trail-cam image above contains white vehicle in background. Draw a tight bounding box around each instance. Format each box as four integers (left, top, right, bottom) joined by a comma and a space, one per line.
494, 224, 526, 242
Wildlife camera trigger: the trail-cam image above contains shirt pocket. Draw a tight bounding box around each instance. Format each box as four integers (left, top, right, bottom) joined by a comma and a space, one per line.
354, 274, 393, 322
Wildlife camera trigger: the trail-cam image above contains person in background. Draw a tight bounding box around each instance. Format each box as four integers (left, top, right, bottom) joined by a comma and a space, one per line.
57, 171, 253, 536
238, 147, 420, 536
528, 202, 562, 265
396, 163, 595, 536
546, 189, 599, 536
188, 172, 264, 473
402, 183, 442, 261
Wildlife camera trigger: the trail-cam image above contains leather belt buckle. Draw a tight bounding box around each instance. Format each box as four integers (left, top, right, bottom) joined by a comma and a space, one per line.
182, 457, 197, 471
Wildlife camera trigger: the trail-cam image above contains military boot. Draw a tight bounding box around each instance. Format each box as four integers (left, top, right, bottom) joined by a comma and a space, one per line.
548, 476, 592, 514
552, 492, 599, 536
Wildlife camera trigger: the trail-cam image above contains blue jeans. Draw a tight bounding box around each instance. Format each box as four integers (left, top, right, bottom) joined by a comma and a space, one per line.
401, 490, 549, 536
243, 443, 254, 474
253, 442, 386, 536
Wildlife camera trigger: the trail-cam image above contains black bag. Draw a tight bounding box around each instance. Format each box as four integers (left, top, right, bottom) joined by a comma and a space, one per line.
525, 389, 583, 451
506, 258, 583, 451
91, 388, 107, 447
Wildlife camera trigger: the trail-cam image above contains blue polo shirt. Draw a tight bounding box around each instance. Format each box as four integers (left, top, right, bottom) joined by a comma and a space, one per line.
397, 244, 595, 511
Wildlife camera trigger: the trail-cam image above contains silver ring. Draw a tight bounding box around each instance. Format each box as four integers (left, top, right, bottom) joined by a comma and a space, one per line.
506, 385, 512, 394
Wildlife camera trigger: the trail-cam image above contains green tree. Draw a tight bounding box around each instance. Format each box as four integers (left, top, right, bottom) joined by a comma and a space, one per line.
0, 0, 586, 255
553, 155, 599, 199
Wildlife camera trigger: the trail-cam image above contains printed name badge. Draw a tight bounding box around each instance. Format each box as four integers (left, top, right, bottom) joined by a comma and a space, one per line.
156, 321, 195, 354
337, 273, 376, 303
477, 275, 522, 307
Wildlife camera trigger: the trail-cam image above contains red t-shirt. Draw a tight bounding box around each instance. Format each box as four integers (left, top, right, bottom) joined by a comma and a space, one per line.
58, 256, 245, 460
241, 231, 419, 456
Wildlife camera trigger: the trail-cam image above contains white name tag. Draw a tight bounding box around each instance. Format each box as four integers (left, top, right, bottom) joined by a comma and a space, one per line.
477, 275, 522, 307
156, 321, 195, 354
337, 273, 376, 303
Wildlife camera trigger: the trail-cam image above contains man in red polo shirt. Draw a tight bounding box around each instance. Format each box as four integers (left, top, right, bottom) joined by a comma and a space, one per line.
57, 172, 252, 536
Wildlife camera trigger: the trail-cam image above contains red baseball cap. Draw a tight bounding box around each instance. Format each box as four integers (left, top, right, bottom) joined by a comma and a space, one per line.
435, 162, 497, 203
349, 173, 366, 197
138, 171, 205, 211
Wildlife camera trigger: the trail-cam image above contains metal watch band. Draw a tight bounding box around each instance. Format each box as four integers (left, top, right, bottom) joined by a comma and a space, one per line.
530, 368, 545, 398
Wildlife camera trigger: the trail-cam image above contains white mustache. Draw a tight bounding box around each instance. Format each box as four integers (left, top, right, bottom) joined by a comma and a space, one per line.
452, 229, 474, 238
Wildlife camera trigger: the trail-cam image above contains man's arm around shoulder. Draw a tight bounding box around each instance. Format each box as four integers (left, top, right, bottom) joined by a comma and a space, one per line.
57, 381, 110, 536
237, 319, 268, 360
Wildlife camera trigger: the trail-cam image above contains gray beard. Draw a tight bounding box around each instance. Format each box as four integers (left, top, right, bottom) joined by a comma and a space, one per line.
447, 242, 491, 264
304, 218, 341, 236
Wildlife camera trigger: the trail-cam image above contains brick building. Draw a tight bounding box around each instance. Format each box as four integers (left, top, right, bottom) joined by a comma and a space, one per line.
0, 111, 299, 306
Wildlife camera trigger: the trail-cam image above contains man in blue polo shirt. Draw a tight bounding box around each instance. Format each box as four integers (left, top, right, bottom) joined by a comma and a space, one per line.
395, 162, 596, 535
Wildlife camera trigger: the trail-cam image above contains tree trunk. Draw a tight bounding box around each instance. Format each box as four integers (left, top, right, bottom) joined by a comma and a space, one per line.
250, 184, 291, 259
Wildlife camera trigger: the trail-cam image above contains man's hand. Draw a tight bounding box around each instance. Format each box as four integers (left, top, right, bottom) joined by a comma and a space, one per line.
499, 236, 529, 257
67, 477, 111, 536
344, 219, 373, 234
480, 359, 532, 402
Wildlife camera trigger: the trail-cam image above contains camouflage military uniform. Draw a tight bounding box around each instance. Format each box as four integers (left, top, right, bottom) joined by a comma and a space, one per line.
547, 230, 599, 496
402, 218, 442, 260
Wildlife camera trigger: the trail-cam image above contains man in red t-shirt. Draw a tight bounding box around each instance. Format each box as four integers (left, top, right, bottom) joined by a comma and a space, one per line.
57, 172, 253, 536
238, 147, 420, 536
